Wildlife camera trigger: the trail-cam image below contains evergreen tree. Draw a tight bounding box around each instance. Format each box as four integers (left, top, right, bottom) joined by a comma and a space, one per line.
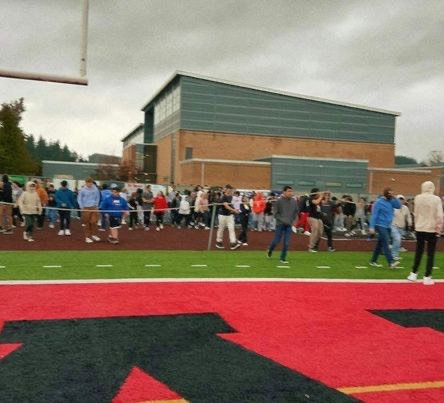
0, 99, 37, 174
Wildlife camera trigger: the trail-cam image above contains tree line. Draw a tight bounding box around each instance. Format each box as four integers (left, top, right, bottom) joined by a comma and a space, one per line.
0, 98, 83, 175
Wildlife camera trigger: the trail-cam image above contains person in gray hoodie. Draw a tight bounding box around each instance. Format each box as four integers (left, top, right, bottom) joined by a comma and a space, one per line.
407, 181, 443, 285
267, 186, 299, 264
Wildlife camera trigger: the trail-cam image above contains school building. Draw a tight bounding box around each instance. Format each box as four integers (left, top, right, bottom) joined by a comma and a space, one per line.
122, 71, 443, 197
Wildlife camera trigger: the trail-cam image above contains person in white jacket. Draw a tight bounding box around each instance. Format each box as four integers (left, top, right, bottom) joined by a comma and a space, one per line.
407, 181, 443, 285
18, 181, 42, 242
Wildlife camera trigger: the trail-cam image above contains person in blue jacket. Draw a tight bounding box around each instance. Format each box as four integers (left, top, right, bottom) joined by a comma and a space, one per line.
101, 184, 129, 245
368, 187, 401, 268
55, 180, 75, 236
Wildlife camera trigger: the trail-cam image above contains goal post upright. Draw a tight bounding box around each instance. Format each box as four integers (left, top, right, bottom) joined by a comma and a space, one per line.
0, 0, 90, 86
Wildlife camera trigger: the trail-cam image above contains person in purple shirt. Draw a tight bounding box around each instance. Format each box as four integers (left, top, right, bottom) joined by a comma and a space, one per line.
368, 187, 401, 268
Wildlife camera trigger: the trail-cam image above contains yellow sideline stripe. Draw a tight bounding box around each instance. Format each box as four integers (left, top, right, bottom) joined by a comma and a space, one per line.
339, 380, 444, 394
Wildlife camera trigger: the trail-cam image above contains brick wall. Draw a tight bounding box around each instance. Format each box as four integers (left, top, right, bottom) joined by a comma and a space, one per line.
177, 130, 394, 168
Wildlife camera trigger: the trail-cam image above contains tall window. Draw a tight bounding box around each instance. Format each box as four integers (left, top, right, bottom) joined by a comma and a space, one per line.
185, 147, 193, 160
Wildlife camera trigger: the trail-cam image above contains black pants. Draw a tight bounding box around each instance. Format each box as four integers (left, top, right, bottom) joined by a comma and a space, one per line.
59, 210, 71, 230
37, 209, 45, 228
143, 210, 151, 227
238, 217, 249, 243
129, 212, 138, 228
314, 223, 333, 250
412, 231, 438, 277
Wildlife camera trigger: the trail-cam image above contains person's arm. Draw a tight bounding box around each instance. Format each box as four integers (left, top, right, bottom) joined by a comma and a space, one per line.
369, 201, 380, 232
435, 199, 443, 235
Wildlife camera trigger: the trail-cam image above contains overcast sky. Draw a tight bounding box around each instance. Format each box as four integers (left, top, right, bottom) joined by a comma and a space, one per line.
1, 0, 443, 162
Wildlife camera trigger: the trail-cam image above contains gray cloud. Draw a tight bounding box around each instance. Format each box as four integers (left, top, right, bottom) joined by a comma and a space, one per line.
1, 0, 443, 162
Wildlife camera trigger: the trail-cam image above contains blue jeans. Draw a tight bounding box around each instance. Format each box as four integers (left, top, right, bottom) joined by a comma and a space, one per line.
268, 224, 292, 260
391, 225, 402, 258
47, 208, 57, 225
371, 225, 394, 265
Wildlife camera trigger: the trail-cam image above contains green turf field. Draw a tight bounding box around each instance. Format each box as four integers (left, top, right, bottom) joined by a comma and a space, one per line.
0, 251, 442, 281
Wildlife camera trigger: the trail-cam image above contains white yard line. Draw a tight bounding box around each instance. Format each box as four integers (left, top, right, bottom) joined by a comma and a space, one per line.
316, 266, 331, 269
43, 265, 62, 268
191, 264, 207, 267
355, 266, 368, 269
145, 264, 161, 267
235, 265, 251, 268
1, 278, 443, 286
96, 265, 113, 268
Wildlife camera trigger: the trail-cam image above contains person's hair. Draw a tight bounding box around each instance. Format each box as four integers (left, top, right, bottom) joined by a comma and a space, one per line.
85, 177, 93, 183
383, 187, 393, 198
2, 174, 9, 183
60, 180, 68, 187
282, 185, 293, 192
225, 184, 233, 190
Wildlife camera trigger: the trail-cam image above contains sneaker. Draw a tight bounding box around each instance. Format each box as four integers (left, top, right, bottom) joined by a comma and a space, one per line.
291, 226, 298, 234
216, 242, 224, 249
407, 272, 417, 282
328, 247, 336, 252
242, 243, 248, 246
85, 237, 94, 243
128, 227, 133, 231
204, 226, 210, 230
160, 224, 164, 229
308, 248, 318, 253
23, 232, 29, 240
423, 276, 434, 285
393, 256, 402, 261
280, 259, 289, 264
144, 227, 150, 231
64, 229, 71, 236
344, 232, 351, 238
230, 242, 241, 250
28, 237, 35, 242
58, 230, 65, 236
49, 223, 55, 229
390, 261, 400, 269
266, 249, 272, 258
99, 228, 107, 232
369, 262, 383, 267
400, 247, 408, 253
361, 230, 367, 235
2, 230, 13, 235
20, 222, 25, 227
91, 235, 101, 242
303, 231, 311, 236
156, 227, 160, 231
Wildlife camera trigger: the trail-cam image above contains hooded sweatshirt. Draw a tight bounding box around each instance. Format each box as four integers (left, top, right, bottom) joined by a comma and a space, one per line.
18, 182, 42, 215
413, 181, 443, 233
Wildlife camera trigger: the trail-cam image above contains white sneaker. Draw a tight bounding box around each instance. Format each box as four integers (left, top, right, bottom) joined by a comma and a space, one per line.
144, 227, 150, 231
291, 226, 297, 234
156, 227, 160, 231
49, 223, 55, 229
85, 237, 93, 243
28, 237, 35, 242
423, 276, 435, 285
407, 272, 417, 282
58, 230, 65, 236
303, 231, 311, 236
91, 235, 101, 242
369, 262, 383, 267
64, 229, 71, 236
160, 224, 164, 229
23, 232, 29, 240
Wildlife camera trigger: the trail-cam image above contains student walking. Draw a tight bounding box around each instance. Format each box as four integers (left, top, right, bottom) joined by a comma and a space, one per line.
153, 191, 168, 231
215, 185, 241, 250
77, 177, 101, 243
368, 188, 401, 268
238, 195, 251, 245
407, 181, 443, 285
17, 181, 42, 242
101, 184, 129, 244
55, 180, 75, 236
267, 186, 299, 264
308, 188, 324, 252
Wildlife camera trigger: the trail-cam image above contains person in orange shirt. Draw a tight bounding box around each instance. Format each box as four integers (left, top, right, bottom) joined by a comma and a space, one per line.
252, 192, 266, 231
34, 179, 49, 230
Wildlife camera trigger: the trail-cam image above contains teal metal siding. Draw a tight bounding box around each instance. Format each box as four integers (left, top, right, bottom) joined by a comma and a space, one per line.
261, 157, 368, 194
180, 76, 395, 144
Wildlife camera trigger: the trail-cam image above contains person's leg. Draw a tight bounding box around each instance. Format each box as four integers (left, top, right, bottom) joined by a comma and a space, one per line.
90, 211, 98, 237
391, 225, 401, 258
268, 225, 284, 254
325, 224, 333, 249
308, 218, 320, 249
82, 210, 91, 238
378, 226, 394, 265
412, 232, 425, 273
425, 232, 438, 277
24, 215, 33, 238
216, 215, 227, 243
371, 226, 386, 263
280, 225, 292, 261
59, 210, 65, 230
4, 205, 13, 230
227, 215, 237, 244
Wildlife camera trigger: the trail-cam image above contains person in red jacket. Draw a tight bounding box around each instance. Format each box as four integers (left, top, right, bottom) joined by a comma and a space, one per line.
153, 191, 168, 231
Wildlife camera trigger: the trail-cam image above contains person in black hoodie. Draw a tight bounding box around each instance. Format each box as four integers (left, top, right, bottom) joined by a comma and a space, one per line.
1, 174, 14, 234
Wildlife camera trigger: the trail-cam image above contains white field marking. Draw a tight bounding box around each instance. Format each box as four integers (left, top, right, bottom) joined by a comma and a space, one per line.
191, 264, 207, 267
433, 266, 440, 269
316, 266, 331, 269
43, 265, 62, 268
1, 278, 444, 286
96, 265, 113, 268
0, 266, 6, 268
235, 265, 251, 268
276, 266, 290, 268
145, 264, 161, 267
355, 266, 368, 269
395, 266, 405, 269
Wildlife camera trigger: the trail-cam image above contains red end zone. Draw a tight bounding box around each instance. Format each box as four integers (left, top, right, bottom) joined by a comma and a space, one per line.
1, 281, 443, 402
